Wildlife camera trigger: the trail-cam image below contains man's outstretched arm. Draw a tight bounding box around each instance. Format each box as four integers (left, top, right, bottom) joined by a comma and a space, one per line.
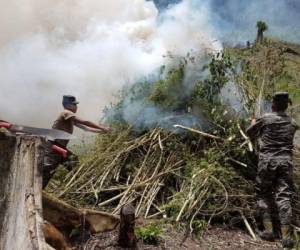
74, 117, 111, 133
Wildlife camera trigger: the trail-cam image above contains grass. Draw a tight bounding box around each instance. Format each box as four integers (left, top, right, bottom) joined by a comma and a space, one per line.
136, 222, 163, 245
229, 39, 300, 109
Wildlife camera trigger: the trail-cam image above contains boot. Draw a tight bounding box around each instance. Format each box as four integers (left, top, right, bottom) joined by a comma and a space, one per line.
258, 218, 275, 241
281, 225, 294, 249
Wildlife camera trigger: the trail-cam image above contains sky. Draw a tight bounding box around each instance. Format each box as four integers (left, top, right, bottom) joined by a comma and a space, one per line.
154, 0, 300, 43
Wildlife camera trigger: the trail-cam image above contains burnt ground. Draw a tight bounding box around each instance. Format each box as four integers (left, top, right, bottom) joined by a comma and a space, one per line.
78, 225, 283, 250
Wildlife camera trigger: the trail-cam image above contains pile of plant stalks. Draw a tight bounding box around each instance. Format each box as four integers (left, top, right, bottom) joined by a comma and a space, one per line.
49, 47, 300, 231
49, 115, 300, 233
50, 118, 260, 227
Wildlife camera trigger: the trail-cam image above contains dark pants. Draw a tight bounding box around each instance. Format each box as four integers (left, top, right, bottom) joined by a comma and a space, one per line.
43, 148, 63, 188
256, 157, 294, 226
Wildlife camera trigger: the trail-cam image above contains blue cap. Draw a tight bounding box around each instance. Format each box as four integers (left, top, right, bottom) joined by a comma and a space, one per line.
62, 95, 79, 106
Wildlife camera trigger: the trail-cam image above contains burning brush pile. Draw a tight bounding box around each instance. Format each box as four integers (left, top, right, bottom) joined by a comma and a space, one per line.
49, 50, 300, 231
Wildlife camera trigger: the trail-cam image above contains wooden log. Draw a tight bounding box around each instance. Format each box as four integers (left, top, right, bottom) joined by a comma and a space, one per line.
42, 221, 72, 250
42, 191, 120, 236
118, 204, 137, 249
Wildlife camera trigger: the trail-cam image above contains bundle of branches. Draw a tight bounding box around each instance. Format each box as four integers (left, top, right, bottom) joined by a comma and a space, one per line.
50, 117, 257, 227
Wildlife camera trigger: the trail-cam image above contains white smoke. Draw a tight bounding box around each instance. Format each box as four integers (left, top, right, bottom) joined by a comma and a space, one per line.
0, 0, 220, 128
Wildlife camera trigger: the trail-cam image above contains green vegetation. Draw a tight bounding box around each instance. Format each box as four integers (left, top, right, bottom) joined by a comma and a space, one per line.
49, 37, 300, 237
136, 222, 163, 245
228, 39, 300, 122
102, 52, 234, 130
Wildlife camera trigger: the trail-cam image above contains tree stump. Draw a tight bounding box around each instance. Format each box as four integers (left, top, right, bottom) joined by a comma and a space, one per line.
118, 204, 137, 249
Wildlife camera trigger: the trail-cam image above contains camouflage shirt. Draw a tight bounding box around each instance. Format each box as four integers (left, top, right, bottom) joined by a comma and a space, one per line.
246, 112, 298, 159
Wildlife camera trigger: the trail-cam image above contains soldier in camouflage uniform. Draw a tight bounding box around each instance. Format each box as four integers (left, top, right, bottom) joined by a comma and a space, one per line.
246, 92, 298, 248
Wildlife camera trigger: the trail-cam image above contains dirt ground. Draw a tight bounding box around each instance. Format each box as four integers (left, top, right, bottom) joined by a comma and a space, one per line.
79, 225, 283, 250
199, 227, 281, 250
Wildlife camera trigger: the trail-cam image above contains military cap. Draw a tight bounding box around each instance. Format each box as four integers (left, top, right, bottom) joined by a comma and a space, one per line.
62, 95, 79, 105
272, 92, 290, 110
273, 92, 289, 103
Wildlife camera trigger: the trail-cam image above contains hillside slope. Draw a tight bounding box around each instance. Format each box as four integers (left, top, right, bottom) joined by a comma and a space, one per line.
228, 40, 300, 121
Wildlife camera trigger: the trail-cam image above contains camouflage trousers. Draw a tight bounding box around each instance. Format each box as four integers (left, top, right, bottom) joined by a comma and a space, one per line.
256, 156, 294, 226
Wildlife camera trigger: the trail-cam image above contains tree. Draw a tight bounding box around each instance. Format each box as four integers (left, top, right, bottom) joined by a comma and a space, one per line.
256, 21, 268, 44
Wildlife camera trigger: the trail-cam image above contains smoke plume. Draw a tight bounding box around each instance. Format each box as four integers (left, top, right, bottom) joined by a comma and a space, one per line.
1, 0, 298, 129
0, 0, 220, 128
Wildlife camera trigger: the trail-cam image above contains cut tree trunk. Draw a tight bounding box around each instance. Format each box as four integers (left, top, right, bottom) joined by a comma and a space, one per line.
118, 204, 137, 249
0, 132, 49, 250
0, 131, 120, 250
